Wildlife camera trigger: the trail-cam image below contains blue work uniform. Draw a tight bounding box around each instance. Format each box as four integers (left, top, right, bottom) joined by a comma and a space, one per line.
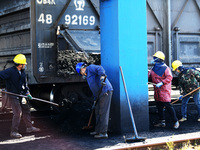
86, 64, 113, 134
0, 66, 32, 132
86, 64, 113, 98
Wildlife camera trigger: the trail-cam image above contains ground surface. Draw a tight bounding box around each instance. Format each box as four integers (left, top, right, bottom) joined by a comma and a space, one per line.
0, 103, 200, 150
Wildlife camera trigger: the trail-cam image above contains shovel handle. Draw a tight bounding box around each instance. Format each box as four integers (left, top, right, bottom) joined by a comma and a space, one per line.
120, 66, 139, 138
148, 82, 157, 86
87, 109, 94, 126
83, 75, 107, 129
171, 86, 200, 104
95, 75, 107, 104
1, 90, 59, 107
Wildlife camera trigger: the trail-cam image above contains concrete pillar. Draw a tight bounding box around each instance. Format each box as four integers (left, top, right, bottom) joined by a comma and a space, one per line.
100, 0, 149, 133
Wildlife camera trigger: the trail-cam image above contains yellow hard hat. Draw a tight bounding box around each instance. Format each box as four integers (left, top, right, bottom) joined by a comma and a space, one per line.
13, 54, 27, 65
172, 60, 182, 71
153, 51, 165, 60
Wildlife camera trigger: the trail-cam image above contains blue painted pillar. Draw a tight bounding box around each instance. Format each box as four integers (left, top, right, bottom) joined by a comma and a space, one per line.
100, 0, 149, 133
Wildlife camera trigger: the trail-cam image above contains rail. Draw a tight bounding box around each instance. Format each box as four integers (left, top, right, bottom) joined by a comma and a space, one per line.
113, 133, 200, 150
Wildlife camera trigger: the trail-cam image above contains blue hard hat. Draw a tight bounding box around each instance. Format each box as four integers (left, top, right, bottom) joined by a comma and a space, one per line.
76, 62, 86, 75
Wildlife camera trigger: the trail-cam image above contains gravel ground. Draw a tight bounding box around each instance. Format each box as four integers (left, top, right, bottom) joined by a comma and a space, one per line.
0, 102, 200, 150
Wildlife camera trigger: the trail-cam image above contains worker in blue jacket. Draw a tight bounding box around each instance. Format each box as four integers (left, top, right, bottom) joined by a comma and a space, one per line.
0, 54, 40, 138
76, 62, 113, 139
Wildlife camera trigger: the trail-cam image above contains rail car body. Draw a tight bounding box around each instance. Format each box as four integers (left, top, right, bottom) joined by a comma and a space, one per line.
147, 0, 200, 68
147, 0, 200, 85
0, 0, 100, 109
0, 0, 199, 110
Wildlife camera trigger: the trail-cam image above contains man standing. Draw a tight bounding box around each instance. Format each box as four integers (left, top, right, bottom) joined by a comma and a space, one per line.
0, 54, 40, 138
148, 51, 179, 129
172, 60, 200, 122
76, 62, 113, 138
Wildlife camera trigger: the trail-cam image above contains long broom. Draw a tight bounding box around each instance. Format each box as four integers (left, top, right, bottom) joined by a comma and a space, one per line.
120, 66, 146, 143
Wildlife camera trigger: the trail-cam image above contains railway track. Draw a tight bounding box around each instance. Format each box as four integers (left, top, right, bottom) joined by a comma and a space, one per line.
0, 86, 199, 150
0, 109, 55, 119
112, 133, 200, 150
0, 105, 56, 124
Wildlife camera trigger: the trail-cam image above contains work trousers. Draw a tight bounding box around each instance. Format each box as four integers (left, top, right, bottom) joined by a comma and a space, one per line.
95, 91, 113, 134
181, 91, 200, 118
9, 96, 32, 132
156, 101, 178, 123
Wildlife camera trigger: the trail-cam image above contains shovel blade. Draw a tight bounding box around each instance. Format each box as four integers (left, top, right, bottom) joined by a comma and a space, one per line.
125, 137, 146, 143
82, 125, 93, 130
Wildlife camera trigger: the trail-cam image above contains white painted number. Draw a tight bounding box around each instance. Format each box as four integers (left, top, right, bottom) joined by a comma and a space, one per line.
38, 13, 52, 24
38, 13, 45, 24
65, 15, 95, 26
83, 16, 88, 25
90, 16, 95, 25
72, 15, 78, 25
65, 15, 71, 25
38, 14, 95, 25
46, 14, 52, 24
79, 15, 82, 25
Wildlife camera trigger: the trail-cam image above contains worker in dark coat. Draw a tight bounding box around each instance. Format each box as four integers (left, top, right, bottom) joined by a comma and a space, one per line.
148, 51, 179, 129
76, 62, 113, 139
172, 60, 200, 122
0, 54, 40, 138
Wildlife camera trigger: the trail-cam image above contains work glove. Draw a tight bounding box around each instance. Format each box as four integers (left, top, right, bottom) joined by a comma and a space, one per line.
21, 97, 27, 104
27, 94, 32, 100
82, 75, 87, 80
100, 76, 106, 86
92, 101, 96, 110
156, 82, 163, 88
179, 95, 183, 101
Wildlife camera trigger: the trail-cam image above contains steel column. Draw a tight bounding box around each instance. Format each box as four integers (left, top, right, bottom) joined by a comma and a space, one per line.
100, 0, 149, 133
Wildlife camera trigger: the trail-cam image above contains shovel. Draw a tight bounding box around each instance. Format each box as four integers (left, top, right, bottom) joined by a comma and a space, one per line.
120, 66, 146, 143
148, 82, 157, 86
171, 86, 200, 105
1, 90, 59, 107
82, 75, 107, 130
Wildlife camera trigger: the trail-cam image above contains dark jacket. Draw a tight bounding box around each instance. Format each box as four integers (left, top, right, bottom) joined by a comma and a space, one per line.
0, 66, 29, 95
178, 68, 200, 94
86, 64, 113, 99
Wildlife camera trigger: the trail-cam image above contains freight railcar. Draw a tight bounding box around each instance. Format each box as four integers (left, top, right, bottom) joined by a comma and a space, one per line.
0, 0, 100, 110
147, 0, 200, 84
0, 0, 199, 110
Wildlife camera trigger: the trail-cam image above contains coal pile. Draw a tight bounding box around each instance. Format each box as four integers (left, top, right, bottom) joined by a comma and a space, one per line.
57, 50, 100, 77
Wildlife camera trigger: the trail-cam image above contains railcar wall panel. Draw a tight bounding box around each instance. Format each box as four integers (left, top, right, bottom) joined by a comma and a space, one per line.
0, 0, 33, 83
171, 0, 200, 68
146, 0, 163, 65
0, 0, 30, 16
147, 0, 200, 69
